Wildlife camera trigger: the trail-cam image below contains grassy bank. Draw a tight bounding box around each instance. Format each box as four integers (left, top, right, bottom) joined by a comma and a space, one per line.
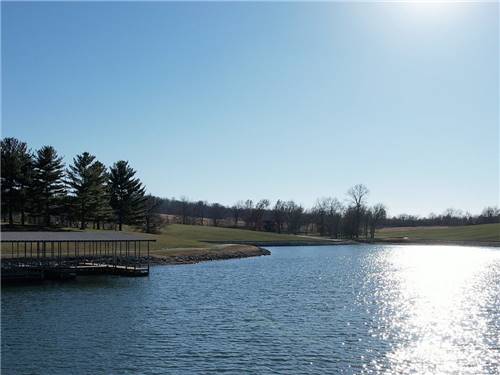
140, 224, 328, 251
376, 223, 500, 243
0, 224, 331, 262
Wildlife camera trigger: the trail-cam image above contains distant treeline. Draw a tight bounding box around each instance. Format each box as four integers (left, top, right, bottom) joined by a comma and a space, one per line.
146, 196, 499, 237
154, 188, 387, 239
384, 207, 500, 227
2, 137, 499, 237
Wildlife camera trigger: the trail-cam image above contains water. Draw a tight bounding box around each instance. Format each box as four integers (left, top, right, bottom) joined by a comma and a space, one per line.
2, 245, 499, 374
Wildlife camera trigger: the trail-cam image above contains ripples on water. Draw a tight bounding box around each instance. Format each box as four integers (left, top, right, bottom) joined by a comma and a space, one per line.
2, 245, 499, 374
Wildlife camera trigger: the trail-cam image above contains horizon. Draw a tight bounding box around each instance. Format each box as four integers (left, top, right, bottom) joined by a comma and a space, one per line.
2, 1, 499, 217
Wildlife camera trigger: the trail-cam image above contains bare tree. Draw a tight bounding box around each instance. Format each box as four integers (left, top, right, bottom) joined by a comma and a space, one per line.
481, 206, 500, 224
254, 199, 270, 231
285, 200, 303, 234
144, 195, 164, 233
326, 198, 343, 238
347, 184, 369, 209
243, 199, 254, 228
179, 196, 190, 225
231, 200, 245, 227
312, 198, 329, 236
194, 200, 207, 225
273, 200, 286, 233
209, 203, 225, 227
368, 203, 386, 239
346, 184, 369, 238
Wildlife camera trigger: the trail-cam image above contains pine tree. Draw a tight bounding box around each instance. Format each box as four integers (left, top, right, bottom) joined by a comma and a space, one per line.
18, 146, 34, 225
66, 152, 98, 229
89, 160, 112, 229
109, 160, 146, 231
1, 138, 33, 225
32, 146, 66, 227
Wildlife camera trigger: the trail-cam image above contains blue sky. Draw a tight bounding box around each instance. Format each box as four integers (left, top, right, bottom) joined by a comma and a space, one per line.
2, 2, 498, 216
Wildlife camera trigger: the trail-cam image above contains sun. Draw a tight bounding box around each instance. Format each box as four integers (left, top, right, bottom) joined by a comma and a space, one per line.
385, 1, 467, 32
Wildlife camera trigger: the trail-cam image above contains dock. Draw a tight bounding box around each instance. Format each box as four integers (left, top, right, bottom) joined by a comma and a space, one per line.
1, 231, 156, 284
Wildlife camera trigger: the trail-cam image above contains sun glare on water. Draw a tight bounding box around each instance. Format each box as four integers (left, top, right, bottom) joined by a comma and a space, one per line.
365, 246, 500, 374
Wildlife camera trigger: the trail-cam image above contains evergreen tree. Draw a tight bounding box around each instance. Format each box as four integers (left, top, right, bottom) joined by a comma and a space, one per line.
90, 160, 112, 229
109, 160, 146, 231
1, 138, 33, 225
18, 147, 34, 225
67, 152, 107, 229
32, 146, 66, 226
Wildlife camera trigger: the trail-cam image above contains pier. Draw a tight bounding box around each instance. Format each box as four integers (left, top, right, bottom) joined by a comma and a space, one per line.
1, 232, 156, 283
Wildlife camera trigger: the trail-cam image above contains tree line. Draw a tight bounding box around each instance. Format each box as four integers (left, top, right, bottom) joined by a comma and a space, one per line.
1, 137, 148, 231
384, 207, 500, 227
142, 184, 389, 239
2, 137, 498, 237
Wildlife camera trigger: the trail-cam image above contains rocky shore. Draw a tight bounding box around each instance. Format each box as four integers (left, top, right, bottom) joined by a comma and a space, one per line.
149, 244, 271, 265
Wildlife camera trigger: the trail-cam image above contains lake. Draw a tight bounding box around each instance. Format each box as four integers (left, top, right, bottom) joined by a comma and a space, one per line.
2, 244, 499, 374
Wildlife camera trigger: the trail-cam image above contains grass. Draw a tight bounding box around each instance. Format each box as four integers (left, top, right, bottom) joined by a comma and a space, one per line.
4, 222, 497, 258
142, 224, 325, 251
1, 223, 326, 258
376, 223, 500, 242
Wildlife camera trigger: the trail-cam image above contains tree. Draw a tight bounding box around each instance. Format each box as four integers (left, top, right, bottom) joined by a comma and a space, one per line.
109, 160, 146, 231
1, 138, 33, 225
66, 152, 97, 229
144, 195, 164, 233
285, 201, 304, 234
89, 160, 111, 229
325, 198, 343, 238
273, 200, 286, 233
67, 154, 110, 229
480, 206, 500, 224
312, 198, 328, 236
18, 147, 34, 225
243, 200, 254, 228
368, 203, 387, 239
31, 146, 66, 226
209, 203, 225, 227
194, 200, 207, 225
254, 199, 270, 231
179, 196, 190, 225
231, 200, 245, 227
341, 206, 358, 239
346, 184, 369, 238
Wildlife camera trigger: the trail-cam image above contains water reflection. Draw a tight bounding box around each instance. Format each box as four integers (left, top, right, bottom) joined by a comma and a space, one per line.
365, 246, 500, 374
2, 245, 499, 374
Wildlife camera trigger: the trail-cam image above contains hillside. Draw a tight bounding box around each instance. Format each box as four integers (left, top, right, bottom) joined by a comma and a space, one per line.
127, 224, 330, 251
376, 223, 500, 243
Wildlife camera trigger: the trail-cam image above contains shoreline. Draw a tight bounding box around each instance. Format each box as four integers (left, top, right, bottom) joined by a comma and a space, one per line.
357, 238, 500, 247
149, 238, 500, 266
149, 244, 271, 265
201, 239, 355, 247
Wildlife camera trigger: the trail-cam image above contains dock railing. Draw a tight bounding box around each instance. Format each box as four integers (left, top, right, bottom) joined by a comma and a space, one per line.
1, 239, 155, 278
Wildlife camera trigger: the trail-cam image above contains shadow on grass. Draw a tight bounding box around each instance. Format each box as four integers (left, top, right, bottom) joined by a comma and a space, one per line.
1, 224, 77, 232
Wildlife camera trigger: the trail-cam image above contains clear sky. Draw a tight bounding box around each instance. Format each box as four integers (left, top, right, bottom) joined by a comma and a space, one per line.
2, 1, 498, 216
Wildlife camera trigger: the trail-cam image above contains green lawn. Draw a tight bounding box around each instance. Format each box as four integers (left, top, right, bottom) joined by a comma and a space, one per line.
125, 224, 325, 251
1, 224, 327, 257
376, 223, 500, 242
